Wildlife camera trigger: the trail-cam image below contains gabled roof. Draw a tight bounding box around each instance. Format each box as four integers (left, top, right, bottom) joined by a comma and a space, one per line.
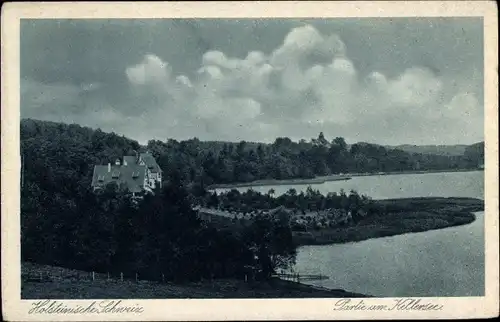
91, 163, 147, 193
140, 152, 162, 173
123, 155, 137, 165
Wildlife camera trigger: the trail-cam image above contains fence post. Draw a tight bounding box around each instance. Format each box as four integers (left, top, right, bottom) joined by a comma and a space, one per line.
107, 272, 110, 281
120, 272, 123, 282
245, 274, 248, 283
92, 271, 95, 281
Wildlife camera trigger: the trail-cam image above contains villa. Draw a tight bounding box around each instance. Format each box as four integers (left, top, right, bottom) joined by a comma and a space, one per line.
91, 152, 163, 197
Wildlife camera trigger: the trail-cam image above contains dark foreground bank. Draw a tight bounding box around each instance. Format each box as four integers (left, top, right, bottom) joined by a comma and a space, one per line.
293, 197, 484, 246
22, 262, 368, 299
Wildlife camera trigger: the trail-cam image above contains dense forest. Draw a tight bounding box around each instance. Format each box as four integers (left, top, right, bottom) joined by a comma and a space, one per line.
22, 179, 296, 281
20, 119, 294, 281
20, 119, 484, 282
145, 128, 483, 189
385, 144, 468, 156
21, 119, 483, 192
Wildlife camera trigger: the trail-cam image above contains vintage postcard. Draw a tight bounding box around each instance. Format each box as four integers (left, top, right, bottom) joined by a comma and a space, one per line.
2, 1, 499, 321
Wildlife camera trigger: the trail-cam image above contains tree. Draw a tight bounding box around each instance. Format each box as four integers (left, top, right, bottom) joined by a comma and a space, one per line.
317, 132, 328, 146
463, 142, 484, 168
332, 137, 347, 151
243, 214, 297, 278
206, 192, 220, 208
21, 118, 472, 282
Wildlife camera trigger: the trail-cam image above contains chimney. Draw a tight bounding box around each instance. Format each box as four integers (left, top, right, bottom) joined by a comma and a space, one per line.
108, 163, 111, 172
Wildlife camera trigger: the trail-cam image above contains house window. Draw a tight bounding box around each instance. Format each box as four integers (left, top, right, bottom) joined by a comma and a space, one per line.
98, 175, 105, 182
111, 171, 120, 179
132, 171, 139, 178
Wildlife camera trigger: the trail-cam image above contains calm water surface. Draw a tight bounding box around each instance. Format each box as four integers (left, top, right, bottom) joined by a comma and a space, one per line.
221, 171, 485, 297
217, 170, 484, 200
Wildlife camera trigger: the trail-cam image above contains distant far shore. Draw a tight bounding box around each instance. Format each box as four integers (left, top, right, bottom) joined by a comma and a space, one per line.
208, 176, 352, 190
208, 168, 483, 190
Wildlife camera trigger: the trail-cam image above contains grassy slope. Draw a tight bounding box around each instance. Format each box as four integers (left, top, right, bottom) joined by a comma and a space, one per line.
21, 263, 367, 299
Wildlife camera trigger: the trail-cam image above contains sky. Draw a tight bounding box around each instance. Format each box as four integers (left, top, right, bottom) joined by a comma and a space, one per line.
20, 18, 484, 145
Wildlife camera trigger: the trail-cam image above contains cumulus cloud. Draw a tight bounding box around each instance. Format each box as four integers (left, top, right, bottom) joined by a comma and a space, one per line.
22, 23, 483, 145
126, 54, 172, 86
387, 68, 443, 106
270, 25, 346, 69
446, 92, 480, 117
118, 24, 483, 143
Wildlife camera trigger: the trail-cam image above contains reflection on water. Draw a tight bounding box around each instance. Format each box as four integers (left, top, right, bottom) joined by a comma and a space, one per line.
243, 171, 484, 297
294, 212, 484, 297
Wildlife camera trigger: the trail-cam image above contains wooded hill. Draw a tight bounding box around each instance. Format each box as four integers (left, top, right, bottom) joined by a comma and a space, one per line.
20, 119, 295, 282
386, 144, 472, 156
19, 118, 484, 283
21, 118, 484, 192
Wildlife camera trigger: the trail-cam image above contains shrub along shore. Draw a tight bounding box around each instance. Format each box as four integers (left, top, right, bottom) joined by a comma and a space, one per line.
292, 197, 483, 246
204, 186, 484, 247
20, 119, 485, 298
22, 194, 482, 299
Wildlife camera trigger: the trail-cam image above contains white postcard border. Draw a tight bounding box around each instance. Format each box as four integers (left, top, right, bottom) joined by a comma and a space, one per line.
2, 1, 498, 321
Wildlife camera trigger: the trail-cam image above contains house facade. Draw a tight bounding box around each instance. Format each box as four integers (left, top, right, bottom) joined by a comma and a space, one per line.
91, 152, 163, 196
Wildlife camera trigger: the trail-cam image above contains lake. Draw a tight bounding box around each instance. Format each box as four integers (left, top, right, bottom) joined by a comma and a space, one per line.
219, 171, 485, 297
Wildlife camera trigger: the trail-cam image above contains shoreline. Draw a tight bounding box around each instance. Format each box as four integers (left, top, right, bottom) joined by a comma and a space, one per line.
208, 176, 352, 190
21, 197, 484, 298
292, 197, 484, 246
208, 168, 482, 190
